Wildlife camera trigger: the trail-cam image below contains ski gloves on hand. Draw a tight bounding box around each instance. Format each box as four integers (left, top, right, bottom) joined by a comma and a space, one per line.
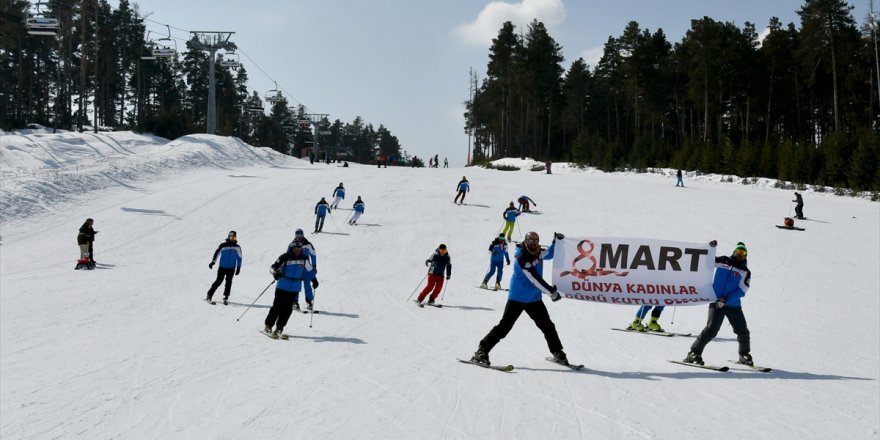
271, 268, 282, 280
549, 285, 561, 302
709, 240, 718, 247
235, 267, 240, 275
554, 232, 565, 240
710, 297, 726, 309
311, 279, 319, 289
209, 262, 215, 269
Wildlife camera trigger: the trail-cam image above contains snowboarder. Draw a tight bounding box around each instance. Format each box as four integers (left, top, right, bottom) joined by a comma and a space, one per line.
330, 183, 345, 210
314, 197, 330, 232
349, 196, 365, 225
206, 231, 242, 305
517, 195, 537, 212
676, 169, 684, 187
288, 229, 318, 311
683, 241, 755, 367
470, 231, 567, 367
480, 233, 510, 290
793, 192, 804, 219
266, 241, 316, 337
454, 176, 470, 204
76, 218, 97, 269
627, 306, 666, 332
415, 244, 452, 306
501, 202, 520, 242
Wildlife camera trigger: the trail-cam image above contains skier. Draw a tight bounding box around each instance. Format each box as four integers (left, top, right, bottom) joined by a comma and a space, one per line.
434, 154, 439, 168
545, 160, 552, 174
454, 176, 470, 204
76, 218, 97, 269
330, 183, 345, 210
517, 195, 537, 212
501, 202, 520, 242
288, 229, 319, 311
206, 230, 242, 305
480, 233, 510, 290
266, 241, 316, 338
793, 192, 805, 219
676, 169, 684, 187
349, 196, 365, 225
627, 306, 666, 332
443, 158, 448, 168
470, 231, 568, 366
314, 197, 330, 232
683, 241, 755, 366
415, 244, 452, 306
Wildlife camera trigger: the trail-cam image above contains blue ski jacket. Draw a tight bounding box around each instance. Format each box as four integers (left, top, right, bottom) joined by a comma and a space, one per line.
353, 200, 365, 213
712, 255, 751, 307
503, 207, 520, 222
271, 250, 314, 292
488, 239, 510, 264
457, 180, 470, 192
211, 240, 242, 270
508, 240, 556, 303
315, 200, 330, 216
333, 187, 345, 199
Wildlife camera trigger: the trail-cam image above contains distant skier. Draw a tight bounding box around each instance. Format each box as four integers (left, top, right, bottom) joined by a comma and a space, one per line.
517, 195, 537, 212
434, 154, 439, 168
683, 241, 755, 367
627, 306, 666, 332
314, 197, 330, 232
76, 218, 97, 269
545, 160, 552, 174
266, 241, 316, 338
480, 233, 510, 290
288, 229, 318, 311
676, 169, 684, 187
501, 202, 520, 242
415, 244, 452, 306
444, 158, 448, 168
349, 196, 365, 225
206, 230, 242, 305
454, 176, 470, 204
793, 192, 804, 219
330, 183, 345, 210
470, 231, 568, 367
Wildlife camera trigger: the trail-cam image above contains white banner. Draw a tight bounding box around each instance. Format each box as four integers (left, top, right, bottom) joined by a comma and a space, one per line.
552, 237, 716, 306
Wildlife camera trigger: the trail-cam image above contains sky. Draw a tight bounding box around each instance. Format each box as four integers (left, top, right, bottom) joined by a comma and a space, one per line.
1, 128, 878, 439
121, 0, 872, 165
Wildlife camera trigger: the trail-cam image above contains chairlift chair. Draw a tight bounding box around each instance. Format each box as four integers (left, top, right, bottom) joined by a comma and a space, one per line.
26, 2, 59, 36
265, 82, 282, 103
220, 51, 240, 68
153, 25, 177, 59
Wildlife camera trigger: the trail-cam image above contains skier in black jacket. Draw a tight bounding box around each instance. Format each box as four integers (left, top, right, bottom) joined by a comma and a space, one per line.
77, 218, 97, 263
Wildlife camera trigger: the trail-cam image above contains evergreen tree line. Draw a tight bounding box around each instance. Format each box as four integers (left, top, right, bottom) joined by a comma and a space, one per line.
1, 0, 404, 164
465, 0, 880, 192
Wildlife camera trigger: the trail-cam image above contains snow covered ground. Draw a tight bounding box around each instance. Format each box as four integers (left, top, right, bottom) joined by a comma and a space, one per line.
1, 131, 878, 439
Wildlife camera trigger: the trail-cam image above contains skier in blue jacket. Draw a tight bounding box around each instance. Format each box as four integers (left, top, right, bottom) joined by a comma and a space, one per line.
501, 202, 521, 242
205, 230, 242, 305
683, 241, 754, 366
471, 231, 571, 366
454, 177, 470, 204
349, 196, 365, 225
288, 229, 318, 311
330, 183, 345, 210
314, 197, 330, 233
480, 233, 510, 290
265, 241, 317, 338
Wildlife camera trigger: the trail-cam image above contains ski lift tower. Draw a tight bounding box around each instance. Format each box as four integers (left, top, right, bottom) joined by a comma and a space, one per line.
188, 31, 236, 134
304, 113, 329, 160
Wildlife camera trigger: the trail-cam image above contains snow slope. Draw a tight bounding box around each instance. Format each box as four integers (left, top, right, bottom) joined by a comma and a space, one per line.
1, 132, 878, 440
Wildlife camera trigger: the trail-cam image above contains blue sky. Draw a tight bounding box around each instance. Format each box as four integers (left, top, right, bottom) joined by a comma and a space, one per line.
127, 0, 871, 165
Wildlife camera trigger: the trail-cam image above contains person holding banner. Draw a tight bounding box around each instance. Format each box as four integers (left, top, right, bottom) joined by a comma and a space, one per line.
501, 202, 520, 242
683, 241, 754, 367
470, 231, 569, 366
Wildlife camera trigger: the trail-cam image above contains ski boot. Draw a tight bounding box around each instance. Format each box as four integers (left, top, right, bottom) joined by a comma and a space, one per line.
646, 316, 664, 332
480, 281, 488, 289
628, 318, 645, 332
413, 299, 424, 307
223, 296, 229, 306
551, 350, 568, 365
427, 299, 435, 306
272, 328, 283, 339
264, 325, 272, 334
306, 301, 314, 312
738, 353, 754, 366
471, 347, 490, 366
292, 303, 301, 312
494, 282, 502, 290
683, 351, 704, 366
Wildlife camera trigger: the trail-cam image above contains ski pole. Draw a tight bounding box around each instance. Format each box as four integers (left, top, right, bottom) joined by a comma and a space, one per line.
309, 287, 317, 328
439, 278, 449, 303
516, 221, 523, 241
328, 211, 339, 231
406, 273, 428, 302
671, 306, 677, 325
236, 280, 275, 321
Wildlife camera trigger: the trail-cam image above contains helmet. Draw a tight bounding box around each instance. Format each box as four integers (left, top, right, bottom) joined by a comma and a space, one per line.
498, 233, 505, 239
523, 231, 540, 254
228, 230, 237, 241
295, 228, 304, 236
783, 217, 794, 227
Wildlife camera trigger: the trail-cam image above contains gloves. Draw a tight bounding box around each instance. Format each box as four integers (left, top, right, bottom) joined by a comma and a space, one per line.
709, 240, 717, 247
710, 298, 726, 309
235, 268, 240, 275
446, 274, 451, 280
549, 286, 561, 302
506, 261, 510, 265
425, 260, 431, 267
554, 232, 565, 240
270, 268, 282, 280
209, 262, 215, 269
311, 279, 319, 289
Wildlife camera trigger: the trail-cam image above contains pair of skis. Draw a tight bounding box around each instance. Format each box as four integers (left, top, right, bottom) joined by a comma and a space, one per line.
669, 360, 772, 373
457, 357, 585, 373
260, 329, 289, 340
611, 327, 692, 337
414, 300, 443, 308
204, 298, 228, 306
476, 285, 509, 292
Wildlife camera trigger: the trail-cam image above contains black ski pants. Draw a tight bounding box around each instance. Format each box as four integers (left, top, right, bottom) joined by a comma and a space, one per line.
690, 306, 751, 355
265, 288, 298, 331
315, 215, 326, 232
480, 299, 563, 353
207, 268, 235, 299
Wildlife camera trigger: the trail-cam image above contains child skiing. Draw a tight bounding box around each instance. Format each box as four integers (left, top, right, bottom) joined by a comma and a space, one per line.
627, 306, 666, 332
683, 241, 755, 367
75, 218, 97, 270
501, 202, 520, 242
349, 196, 365, 225
288, 229, 318, 311
206, 231, 242, 305
517, 195, 537, 212
330, 183, 345, 210
314, 197, 330, 232
480, 233, 510, 290
470, 232, 571, 367
454, 177, 470, 204
415, 244, 452, 306
265, 241, 316, 338
793, 192, 805, 219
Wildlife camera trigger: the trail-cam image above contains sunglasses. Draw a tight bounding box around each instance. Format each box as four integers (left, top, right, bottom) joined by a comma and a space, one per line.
525, 238, 539, 245
734, 249, 747, 258
438, 248, 447, 253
